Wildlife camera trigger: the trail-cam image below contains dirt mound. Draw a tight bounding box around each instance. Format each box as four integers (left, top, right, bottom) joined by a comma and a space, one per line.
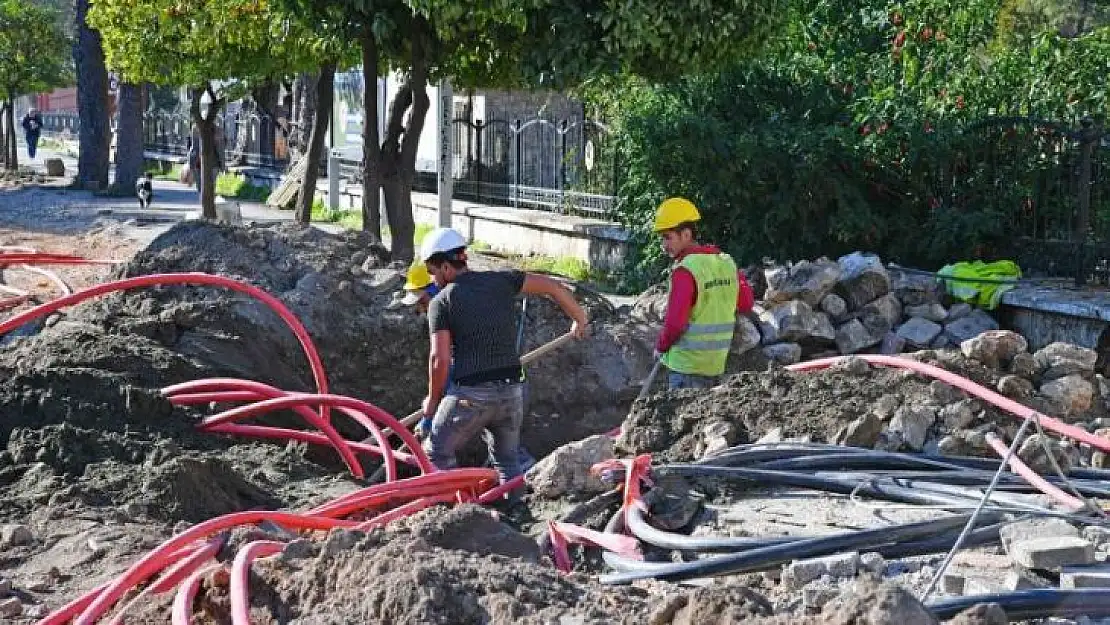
122, 505, 773, 625
617, 350, 1054, 462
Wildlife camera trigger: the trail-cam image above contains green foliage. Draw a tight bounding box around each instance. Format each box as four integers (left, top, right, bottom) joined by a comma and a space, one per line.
214, 172, 270, 201
606, 0, 1110, 288
0, 0, 71, 99
518, 255, 592, 282
311, 199, 364, 230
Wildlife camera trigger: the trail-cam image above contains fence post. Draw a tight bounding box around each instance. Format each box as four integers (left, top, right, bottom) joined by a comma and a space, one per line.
475, 120, 484, 204
557, 120, 567, 214
513, 119, 521, 209
1075, 117, 1097, 286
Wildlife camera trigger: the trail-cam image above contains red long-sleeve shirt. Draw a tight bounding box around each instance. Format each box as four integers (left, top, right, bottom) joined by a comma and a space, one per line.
656, 245, 754, 353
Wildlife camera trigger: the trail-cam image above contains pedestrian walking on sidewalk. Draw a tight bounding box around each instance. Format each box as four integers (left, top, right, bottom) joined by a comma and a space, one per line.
653, 197, 755, 390
417, 227, 588, 506
21, 108, 43, 159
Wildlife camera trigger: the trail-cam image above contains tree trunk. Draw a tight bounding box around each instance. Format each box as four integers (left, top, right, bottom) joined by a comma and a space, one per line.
380, 27, 431, 264
295, 63, 335, 225
0, 102, 7, 170
5, 104, 18, 170
360, 27, 383, 242
191, 87, 223, 220
112, 83, 144, 192
75, 0, 111, 190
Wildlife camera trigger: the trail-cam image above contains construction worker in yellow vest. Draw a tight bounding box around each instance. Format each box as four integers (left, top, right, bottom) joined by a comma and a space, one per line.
653, 197, 754, 389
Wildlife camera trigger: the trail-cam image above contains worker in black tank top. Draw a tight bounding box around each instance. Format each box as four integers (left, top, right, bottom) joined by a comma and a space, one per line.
418, 227, 588, 504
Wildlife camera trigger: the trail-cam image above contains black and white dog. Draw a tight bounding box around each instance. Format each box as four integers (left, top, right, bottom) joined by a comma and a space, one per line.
136, 172, 154, 209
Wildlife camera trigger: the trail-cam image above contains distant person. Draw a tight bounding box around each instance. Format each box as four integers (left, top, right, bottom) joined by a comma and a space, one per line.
135, 172, 154, 209
21, 108, 43, 159
653, 197, 755, 390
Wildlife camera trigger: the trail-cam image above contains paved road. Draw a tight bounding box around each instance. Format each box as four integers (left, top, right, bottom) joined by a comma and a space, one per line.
4, 143, 340, 246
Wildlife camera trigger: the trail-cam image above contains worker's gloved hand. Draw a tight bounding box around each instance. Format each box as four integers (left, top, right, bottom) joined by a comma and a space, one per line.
415, 415, 434, 438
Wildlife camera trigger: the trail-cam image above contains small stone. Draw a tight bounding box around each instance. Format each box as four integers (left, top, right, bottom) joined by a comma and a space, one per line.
947, 604, 1008, 625
44, 158, 65, 177
906, 303, 948, 323
24, 604, 47, 619
1083, 526, 1110, 548
783, 552, 860, 589
872, 395, 901, 420
1035, 342, 1098, 380
833, 413, 884, 448
361, 268, 403, 293
937, 431, 991, 457
831, 356, 871, 376
1091, 428, 1110, 469
281, 539, 317, 561
889, 405, 937, 450
0, 597, 21, 617
1009, 537, 1094, 570
944, 310, 1000, 343
863, 293, 903, 329
860, 552, 885, 575
835, 252, 892, 310
700, 421, 737, 457
820, 293, 848, 320
835, 319, 882, 354
763, 343, 802, 365
942, 573, 966, 595
526, 435, 615, 498
1016, 434, 1078, 474
756, 427, 784, 444
897, 317, 943, 348
1001, 518, 1081, 555
1010, 352, 1039, 378
881, 331, 907, 354
961, 330, 1028, 369
998, 375, 1034, 398
731, 317, 762, 355
764, 259, 842, 307
0, 524, 32, 547
1040, 374, 1095, 417
173, 521, 191, 535
929, 380, 964, 404
946, 303, 973, 321
940, 400, 977, 429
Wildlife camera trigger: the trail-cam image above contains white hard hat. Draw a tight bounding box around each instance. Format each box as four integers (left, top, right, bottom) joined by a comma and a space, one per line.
419, 227, 467, 262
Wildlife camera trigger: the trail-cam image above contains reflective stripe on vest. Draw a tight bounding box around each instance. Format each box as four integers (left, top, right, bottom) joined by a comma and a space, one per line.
662, 252, 739, 377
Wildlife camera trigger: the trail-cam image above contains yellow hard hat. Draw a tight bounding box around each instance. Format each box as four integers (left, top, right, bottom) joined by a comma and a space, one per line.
403, 264, 433, 291
653, 197, 701, 232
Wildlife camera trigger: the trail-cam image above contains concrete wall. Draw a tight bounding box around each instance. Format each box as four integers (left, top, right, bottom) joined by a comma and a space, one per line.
320, 183, 628, 272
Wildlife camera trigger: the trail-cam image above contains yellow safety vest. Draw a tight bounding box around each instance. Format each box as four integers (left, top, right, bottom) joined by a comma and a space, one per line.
662, 252, 739, 376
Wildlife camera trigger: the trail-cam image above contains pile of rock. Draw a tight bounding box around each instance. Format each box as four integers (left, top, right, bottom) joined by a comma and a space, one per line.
754, 252, 999, 364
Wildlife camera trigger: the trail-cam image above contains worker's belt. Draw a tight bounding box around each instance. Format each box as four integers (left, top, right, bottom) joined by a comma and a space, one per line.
454, 365, 524, 387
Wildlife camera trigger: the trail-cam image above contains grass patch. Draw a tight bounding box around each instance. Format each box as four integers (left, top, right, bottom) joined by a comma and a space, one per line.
149, 164, 183, 182
311, 199, 364, 230
518, 254, 592, 282
215, 172, 270, 202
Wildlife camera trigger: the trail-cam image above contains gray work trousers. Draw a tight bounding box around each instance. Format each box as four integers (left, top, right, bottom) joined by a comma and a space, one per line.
424, 381, 525, 491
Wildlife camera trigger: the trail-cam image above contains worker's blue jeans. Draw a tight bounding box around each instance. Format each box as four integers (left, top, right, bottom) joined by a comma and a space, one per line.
668, 372, 720, 390
424, 380, 525, 497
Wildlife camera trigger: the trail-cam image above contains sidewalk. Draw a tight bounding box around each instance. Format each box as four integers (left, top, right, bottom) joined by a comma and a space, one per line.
5, 143, 341, 240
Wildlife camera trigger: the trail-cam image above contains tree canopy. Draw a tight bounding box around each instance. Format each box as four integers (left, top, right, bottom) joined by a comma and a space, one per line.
0, 0, 71, 101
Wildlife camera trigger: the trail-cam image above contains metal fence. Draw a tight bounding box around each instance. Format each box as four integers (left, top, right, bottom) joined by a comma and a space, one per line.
422, 116, 620, 219
143, 111, 292, 169
948, 116, 1110, 285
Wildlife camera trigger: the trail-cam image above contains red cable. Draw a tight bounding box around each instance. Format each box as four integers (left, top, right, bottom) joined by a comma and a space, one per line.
0, 273, 331, 421
171, 564, 224, 625
787, 355, 1110, 453
230, 541, 285, 625
165, 378, 399, 481
72, 512, 358, 625
984, 432, 1086, 510
104, 534, 228, 625
199, 394, 433, 474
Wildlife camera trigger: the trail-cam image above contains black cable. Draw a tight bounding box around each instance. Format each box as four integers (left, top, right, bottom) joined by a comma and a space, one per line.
601, 512, 1003, 584
928, 589, 1110, 621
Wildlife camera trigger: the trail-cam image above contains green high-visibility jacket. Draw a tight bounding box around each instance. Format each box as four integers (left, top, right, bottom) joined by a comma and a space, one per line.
662, 252, 739, 376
